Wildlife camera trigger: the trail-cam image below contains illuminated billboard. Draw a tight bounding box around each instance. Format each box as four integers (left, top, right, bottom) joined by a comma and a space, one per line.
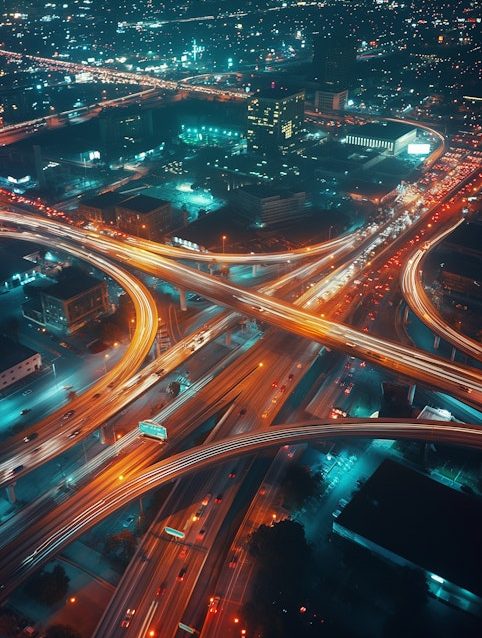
408, 143, 430, 156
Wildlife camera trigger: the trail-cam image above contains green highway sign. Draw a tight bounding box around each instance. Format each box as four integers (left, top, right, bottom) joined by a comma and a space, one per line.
138, 420, 167, 440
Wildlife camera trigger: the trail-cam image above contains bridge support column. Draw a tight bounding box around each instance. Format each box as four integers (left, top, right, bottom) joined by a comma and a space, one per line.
403, 306, 409, 323
252, 264, 258, 277
100, 425, 115, 445
6, 483, 16, 504
225, 331, 232, 347
178, 288, 187, 312
450, 347, 456, 361
433, 335, 440, 350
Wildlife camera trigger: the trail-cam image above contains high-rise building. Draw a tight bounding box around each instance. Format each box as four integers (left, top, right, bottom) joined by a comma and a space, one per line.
312, 26, 357, 89
247, 87, 305, 154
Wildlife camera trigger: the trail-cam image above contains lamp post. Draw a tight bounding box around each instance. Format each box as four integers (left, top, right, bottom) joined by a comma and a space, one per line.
221, 234, 227, 254
103, 353, 109, 375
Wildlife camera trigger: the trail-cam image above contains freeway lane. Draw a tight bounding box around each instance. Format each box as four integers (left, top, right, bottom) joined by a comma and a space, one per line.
401, 216, 482, 362
0, 418, 479, 602
1, 212, 481, 406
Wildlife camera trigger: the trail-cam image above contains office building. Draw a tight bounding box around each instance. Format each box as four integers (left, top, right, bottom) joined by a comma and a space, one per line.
23, 268, 110, 334
115, 194, 172, 241
312, 27, 357, 87
333, 460, 482, 615
0, 337, 42, 390
235, 185, 306, 226
247, 87, 305, 154
344, 122, 417, 155
314, 88, 348, 113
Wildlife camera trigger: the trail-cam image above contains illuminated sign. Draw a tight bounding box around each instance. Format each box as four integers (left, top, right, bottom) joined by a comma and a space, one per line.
138, 420, 167, 440
407, 143, 430, 156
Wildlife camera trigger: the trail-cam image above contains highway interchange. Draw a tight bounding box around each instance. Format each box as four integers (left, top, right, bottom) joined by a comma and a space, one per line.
0, 48, 481, 638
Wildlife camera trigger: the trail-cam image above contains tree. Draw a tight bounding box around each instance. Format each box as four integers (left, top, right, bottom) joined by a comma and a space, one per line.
280, 463, 323, 510
25, 564, 70, 605
167, 380, 181, 397
45, 624, 82, 638
104, 530, 137, 566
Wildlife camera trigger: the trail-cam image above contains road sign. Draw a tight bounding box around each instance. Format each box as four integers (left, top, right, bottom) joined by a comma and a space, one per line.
164, 527, 185, 539
178, 622, 196, 634
138, 420, 167, 440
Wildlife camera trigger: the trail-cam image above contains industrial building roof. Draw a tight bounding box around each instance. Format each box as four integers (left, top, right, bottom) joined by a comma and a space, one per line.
337, 459, 482, 597
41, 269, 105, 301
116, 194, 169, 214
347, 121, 416, 141
0, 336, 39, 372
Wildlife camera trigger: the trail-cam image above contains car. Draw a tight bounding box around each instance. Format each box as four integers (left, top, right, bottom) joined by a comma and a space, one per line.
68, 429, 81, 439
201, 494, 211, 506
280, 385, 286, 393
208, 596, 221, 613
288, 373, 294, 380
12, 465, 24, 475
228, 469, 237, 479
271, 381, 278, 388
228, 554, 238, 568
120, 608, 135, 628
23, 432, 38, 443
156, 582, 167, 597
239, 408, 247, 416
22, 389, 33, 396
214, 494, 223, 504
93, 393, 102, 399
177, 567, 187, 581
197, 528, 206, 540
62, 410, 75, 421
21, 409, 31, 416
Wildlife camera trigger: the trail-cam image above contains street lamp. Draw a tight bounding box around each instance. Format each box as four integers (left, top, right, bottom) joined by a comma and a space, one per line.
222, 234, 227, 254
103, 353, 109, 374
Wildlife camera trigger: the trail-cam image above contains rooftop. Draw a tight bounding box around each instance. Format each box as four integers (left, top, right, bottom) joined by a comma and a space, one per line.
0, 336, 39, 372
41, 268, 105, 301
252, 87, 304, 101
116, 194, 169, 214
80, 191, 126, 210
337, 460, 482, 597
347, 121, 417, 141
239, 185, 304, 199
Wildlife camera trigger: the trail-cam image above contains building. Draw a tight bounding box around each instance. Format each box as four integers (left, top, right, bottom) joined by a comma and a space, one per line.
0, 336, 42, 390
344, 122, 417, 155
98, 106, 154, 149
247, 87, 305, 154
23, 268, 110, 333
78, 191, 127, 225
115, 194, 172, 241
314, 88, 348, 113
312, 26, 357, 87
234, 185, 306, 226
333, 460, 482, 615
0, 249, 40, 291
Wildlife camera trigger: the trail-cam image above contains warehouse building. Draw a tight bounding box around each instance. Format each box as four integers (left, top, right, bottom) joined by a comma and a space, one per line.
343, 122, 417, 155
333, 460, 482, 615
